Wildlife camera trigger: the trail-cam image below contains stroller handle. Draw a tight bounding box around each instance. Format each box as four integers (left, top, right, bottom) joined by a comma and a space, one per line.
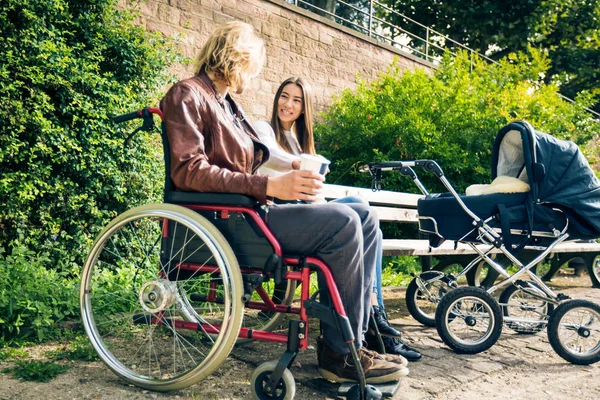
363, 159, 485, 225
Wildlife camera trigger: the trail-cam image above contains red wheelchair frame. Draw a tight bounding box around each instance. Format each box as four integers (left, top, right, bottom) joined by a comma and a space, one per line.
79, 107, 386, 400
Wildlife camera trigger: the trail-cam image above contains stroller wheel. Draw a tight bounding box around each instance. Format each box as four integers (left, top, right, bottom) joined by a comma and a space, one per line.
406, 271, 455, 327
499, 281, 554, 334
547, 299, 600, 365
435, 286, 503, 354
589, 256, 600, 288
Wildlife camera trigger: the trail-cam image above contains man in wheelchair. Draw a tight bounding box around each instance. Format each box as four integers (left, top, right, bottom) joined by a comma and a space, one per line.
159, 21, 408, 385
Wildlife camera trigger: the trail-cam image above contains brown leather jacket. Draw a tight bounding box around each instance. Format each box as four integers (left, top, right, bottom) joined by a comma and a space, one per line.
160, 70, 270, 204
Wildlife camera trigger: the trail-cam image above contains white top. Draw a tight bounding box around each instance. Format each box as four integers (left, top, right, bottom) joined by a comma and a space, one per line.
253, 120, 302, 176
253, 120, 330, 202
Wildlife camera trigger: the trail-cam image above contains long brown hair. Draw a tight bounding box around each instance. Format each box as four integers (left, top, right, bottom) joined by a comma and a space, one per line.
270, 77, 315, 155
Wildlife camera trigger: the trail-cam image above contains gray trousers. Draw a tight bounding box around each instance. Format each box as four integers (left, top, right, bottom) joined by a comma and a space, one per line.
267, 201, 379, 354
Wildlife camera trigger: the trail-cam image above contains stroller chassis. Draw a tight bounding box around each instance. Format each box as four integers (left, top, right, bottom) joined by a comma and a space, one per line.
366, 160, 600, 365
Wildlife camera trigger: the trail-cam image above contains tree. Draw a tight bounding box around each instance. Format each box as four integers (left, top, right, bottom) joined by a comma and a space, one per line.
315, 50, 598, 201
379, 0, 600, 111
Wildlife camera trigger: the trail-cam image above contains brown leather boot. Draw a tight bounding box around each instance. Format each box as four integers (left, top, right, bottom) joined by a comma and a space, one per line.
362, 346, 408, 368
317, 338, 409, 383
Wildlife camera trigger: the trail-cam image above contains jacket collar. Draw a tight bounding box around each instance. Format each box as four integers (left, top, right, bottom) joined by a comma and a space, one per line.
196, 66, 259, 143
197, 67, 224, 105
197, 67, 247, 120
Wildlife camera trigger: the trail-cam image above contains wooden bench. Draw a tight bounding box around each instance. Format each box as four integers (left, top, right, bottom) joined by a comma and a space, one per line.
322, 183, 600, 287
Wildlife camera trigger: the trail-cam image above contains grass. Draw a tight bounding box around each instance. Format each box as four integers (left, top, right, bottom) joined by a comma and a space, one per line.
2, 360, 70, 382
0, 347, 29, 361
45, 336, 99, 362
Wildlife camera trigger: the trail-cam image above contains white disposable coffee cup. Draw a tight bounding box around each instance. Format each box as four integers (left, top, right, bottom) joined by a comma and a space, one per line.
299, 154, 330, 175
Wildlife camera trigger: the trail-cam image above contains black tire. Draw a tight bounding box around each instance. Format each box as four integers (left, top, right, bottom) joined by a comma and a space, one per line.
588, 255, 600, 288
499, 281, 555, 334
250, 361, 295, 400
465, 261, 500, 287
435, 286, 503, 354
406, 271, 456, 327
547, 299, 600, 365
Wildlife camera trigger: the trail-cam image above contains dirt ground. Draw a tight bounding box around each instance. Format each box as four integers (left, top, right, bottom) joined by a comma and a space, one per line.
1, 272, 599, 400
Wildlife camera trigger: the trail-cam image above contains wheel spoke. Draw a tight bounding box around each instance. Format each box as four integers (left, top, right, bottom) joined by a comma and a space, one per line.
81, 205, 244, 390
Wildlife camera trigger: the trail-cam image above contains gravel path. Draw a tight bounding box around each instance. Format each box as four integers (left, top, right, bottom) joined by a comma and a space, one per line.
1, 273, 598, 400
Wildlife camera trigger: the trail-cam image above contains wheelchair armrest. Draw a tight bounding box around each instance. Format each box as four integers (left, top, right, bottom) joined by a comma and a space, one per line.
165, 191, 260, 206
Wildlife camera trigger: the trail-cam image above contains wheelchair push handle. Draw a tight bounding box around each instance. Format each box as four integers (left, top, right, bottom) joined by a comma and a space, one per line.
111, 107, 164, 124
111, 107, 164, 146
112, 110, 142, 123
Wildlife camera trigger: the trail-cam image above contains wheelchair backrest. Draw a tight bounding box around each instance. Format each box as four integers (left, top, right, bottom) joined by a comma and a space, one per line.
160, 123, 276, 271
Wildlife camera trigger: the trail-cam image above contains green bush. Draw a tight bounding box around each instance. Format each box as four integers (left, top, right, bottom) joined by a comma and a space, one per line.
316, 49, 599, 199
0, 0, 183, 341
46, 336, 99, 361
380, 255, 422, 287
0, 246, 79, 341
0, 0, 182, 271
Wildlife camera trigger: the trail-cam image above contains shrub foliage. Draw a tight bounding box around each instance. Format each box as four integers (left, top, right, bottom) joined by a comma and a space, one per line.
0, 0, 181, 340
316, 50, 599, 197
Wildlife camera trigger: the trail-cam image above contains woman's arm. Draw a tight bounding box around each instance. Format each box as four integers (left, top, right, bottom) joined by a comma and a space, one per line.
253, 120, 300, 172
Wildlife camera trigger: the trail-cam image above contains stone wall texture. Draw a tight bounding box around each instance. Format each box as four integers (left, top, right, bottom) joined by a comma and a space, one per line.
130, 0, 433, 120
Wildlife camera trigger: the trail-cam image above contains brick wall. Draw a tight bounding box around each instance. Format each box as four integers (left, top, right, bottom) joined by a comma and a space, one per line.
131, 0, 433, 120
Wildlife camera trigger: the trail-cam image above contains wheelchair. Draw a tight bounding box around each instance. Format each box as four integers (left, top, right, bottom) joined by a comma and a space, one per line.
79, 107, 395, 399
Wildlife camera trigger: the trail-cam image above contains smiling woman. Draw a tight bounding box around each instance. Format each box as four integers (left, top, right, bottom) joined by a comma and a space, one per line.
277, 83, 305, 131
252, 77, 317, 178
252, 77, 422, 362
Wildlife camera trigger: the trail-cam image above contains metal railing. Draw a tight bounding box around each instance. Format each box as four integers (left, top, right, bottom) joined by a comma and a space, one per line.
292, 0, 494, 65
288, 0, 600, 118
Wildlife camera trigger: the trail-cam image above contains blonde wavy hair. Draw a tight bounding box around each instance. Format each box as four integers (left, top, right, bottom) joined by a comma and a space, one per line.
196, 21, 266, 93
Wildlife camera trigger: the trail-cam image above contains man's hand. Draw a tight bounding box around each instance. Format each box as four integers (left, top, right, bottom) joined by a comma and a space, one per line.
267, 170, 324, 201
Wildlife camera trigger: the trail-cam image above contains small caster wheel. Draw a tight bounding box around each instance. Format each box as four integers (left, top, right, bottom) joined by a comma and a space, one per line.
346, 383, 383, 400
250, 361, 296, 400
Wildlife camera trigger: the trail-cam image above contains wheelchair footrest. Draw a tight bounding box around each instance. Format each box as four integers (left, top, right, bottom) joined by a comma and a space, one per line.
338, 380, 401, 398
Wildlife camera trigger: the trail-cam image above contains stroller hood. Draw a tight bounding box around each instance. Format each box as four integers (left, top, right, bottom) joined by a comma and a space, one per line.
491, 121, 600, 238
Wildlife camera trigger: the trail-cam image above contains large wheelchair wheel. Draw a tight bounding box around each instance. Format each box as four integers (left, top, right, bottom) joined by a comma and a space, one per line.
406, 271, 456, 327
547, 299, 600, 365
435, 286, 503, 354
499, 281, 554, 334
80, 204, 244, 391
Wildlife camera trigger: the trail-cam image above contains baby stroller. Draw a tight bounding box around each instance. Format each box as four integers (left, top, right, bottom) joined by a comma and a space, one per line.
366, 121, 600, 365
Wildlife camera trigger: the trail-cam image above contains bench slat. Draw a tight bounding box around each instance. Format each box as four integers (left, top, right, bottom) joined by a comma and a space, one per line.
372, 206, 418, 223
382, 239, 600, 257
323, 184, 421, 208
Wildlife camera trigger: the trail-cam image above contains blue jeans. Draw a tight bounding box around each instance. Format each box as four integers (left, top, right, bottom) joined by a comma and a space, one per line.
331, 196, 384, 308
